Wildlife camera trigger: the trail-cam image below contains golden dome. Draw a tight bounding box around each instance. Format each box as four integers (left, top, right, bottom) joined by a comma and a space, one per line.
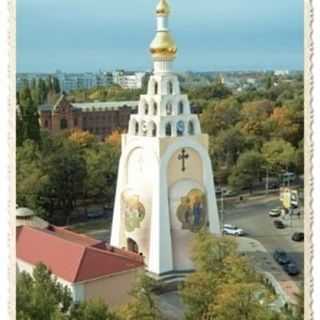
150, 31, 177, 60
156, 0, 170, 16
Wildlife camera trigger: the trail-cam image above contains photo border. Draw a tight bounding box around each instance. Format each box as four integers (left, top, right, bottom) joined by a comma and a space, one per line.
0, 0, 317, 319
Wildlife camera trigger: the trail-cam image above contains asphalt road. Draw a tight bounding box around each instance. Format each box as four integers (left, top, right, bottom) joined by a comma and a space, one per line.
223, 194, 304, 284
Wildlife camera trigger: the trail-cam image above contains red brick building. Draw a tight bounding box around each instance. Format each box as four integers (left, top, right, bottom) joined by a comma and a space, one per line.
39, 95, 139, 139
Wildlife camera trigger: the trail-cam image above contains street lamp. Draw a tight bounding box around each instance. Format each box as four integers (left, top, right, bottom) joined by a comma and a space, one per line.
219, 186, 224, 233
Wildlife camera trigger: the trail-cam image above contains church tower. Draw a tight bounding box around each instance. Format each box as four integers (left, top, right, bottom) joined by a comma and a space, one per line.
110, 0, 220, 277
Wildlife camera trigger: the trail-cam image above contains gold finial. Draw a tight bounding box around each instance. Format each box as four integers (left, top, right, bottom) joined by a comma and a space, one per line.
156, 0, 170, 16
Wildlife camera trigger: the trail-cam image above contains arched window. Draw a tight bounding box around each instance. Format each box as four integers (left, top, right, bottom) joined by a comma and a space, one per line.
178, 101, 184, 114
149, 122, 157, 137
168, 81, 174, 94
141, 121, 147, 136
44, 120, 48, 128
154, 81, 158, 94
144, 103, 149, 115
152, 125, 157, 137
177, 120, 185, 136
165, 123, 172, 136
166, 102, 172, 115
135, 122, 139, 135
153, 102, 157, 115
127, 238, 139, 253
188, 121, 195, 135
60, 119, 68, 129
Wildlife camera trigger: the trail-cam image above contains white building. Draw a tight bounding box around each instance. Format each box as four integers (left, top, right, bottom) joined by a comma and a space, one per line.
113, 70, 146, 89
111, 0, 220, 279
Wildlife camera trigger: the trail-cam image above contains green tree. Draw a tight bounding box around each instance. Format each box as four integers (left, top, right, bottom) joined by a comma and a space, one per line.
180, 232, 286, 320
18, 86, 41, 145
118, 274, 161, 320
40, 140, 87, 224
53, 77, 61, 94
239, 100, 274, 138
16, 140, 46, 212
228, 150, 265, 192
69, 300, 119, 320
201, 98, 241, 136
38, 78, 48, 104
262, 139, 296, 177
210, 127, 245, 168
206, 283, 277, 320
17, 264, 72, 320
84, 143, 120, 208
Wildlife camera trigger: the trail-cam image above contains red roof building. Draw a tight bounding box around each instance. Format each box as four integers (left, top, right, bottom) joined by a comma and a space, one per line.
16, 225, 144, 306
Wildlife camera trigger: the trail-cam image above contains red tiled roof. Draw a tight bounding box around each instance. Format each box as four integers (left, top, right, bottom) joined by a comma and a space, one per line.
16, 226, 144, 283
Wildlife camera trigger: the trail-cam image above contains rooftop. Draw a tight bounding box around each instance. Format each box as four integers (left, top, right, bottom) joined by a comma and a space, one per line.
16, 225, 144, 283
39, 100, 139, 112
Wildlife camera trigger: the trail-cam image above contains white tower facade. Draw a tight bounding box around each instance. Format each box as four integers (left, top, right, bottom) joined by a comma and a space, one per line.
111, 0, 220, 277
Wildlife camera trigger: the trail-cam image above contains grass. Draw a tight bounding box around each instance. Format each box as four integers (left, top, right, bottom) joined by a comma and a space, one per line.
68, 218, 111, 233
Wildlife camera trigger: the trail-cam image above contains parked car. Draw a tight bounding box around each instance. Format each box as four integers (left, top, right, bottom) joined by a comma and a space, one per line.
273, 219, 285, 229
270, 182, 280, 189
268, 208, 282, 217
292, 232, 304, 242
283, 262, 300, 276
223, 224, 245, 236
87, 209, 104, 219
273, 249, 290, 265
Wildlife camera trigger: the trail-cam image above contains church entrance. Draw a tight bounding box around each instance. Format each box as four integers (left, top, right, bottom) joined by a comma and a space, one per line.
127, 238, 139, 253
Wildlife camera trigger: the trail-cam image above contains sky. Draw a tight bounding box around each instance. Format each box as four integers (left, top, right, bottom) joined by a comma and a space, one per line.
17, 0, 304, 73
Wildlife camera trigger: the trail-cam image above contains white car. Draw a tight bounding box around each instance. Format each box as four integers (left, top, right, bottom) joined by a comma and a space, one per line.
223, 224, 245, 236
268, 208, 282, 217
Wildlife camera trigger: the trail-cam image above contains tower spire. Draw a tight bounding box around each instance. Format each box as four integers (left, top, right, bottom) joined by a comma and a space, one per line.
156, 0, 170, 16
150, 0, 177, 72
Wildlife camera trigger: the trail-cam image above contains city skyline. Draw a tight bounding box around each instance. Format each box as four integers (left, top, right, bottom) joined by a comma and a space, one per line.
17, 0, 303, 73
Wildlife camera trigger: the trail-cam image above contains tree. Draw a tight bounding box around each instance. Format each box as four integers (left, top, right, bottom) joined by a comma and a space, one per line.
118, 274, 161, 320
180, 232, 286, 320
206, 283, 277, 320
69, 300, 119, 320
262, 139, 296, 176
189, 82, 232, 101
38, 78, 48, 104
210, 127, 245, 168
239, 100, 274, 138
18, 86, 41, 145
53, 77, 61, 94
16, 140, 46, 212
17, 264, 72, 320
69, 129, 97, 147
201, 98, 241, 136
267, 106, 301, 145
105, 130, 122, 149
228, 150, 265, 192
84, 143, 120, 207
17, 264, 118, 320
40, 140, 87, 224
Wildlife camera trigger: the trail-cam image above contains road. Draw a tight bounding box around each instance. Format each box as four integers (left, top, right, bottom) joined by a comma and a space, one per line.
223, 194, 304, 285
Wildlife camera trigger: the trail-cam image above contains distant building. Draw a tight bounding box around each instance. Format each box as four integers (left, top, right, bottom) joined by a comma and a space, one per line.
16, 211, 144, 306
274, 70, 290, 76
112, 70, 146, 89
39, 95, 139, 139
55, 71, 100, 92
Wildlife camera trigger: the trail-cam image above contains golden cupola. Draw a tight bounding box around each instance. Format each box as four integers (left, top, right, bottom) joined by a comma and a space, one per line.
156, 0, 170, 16
150, 0, 177, 61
